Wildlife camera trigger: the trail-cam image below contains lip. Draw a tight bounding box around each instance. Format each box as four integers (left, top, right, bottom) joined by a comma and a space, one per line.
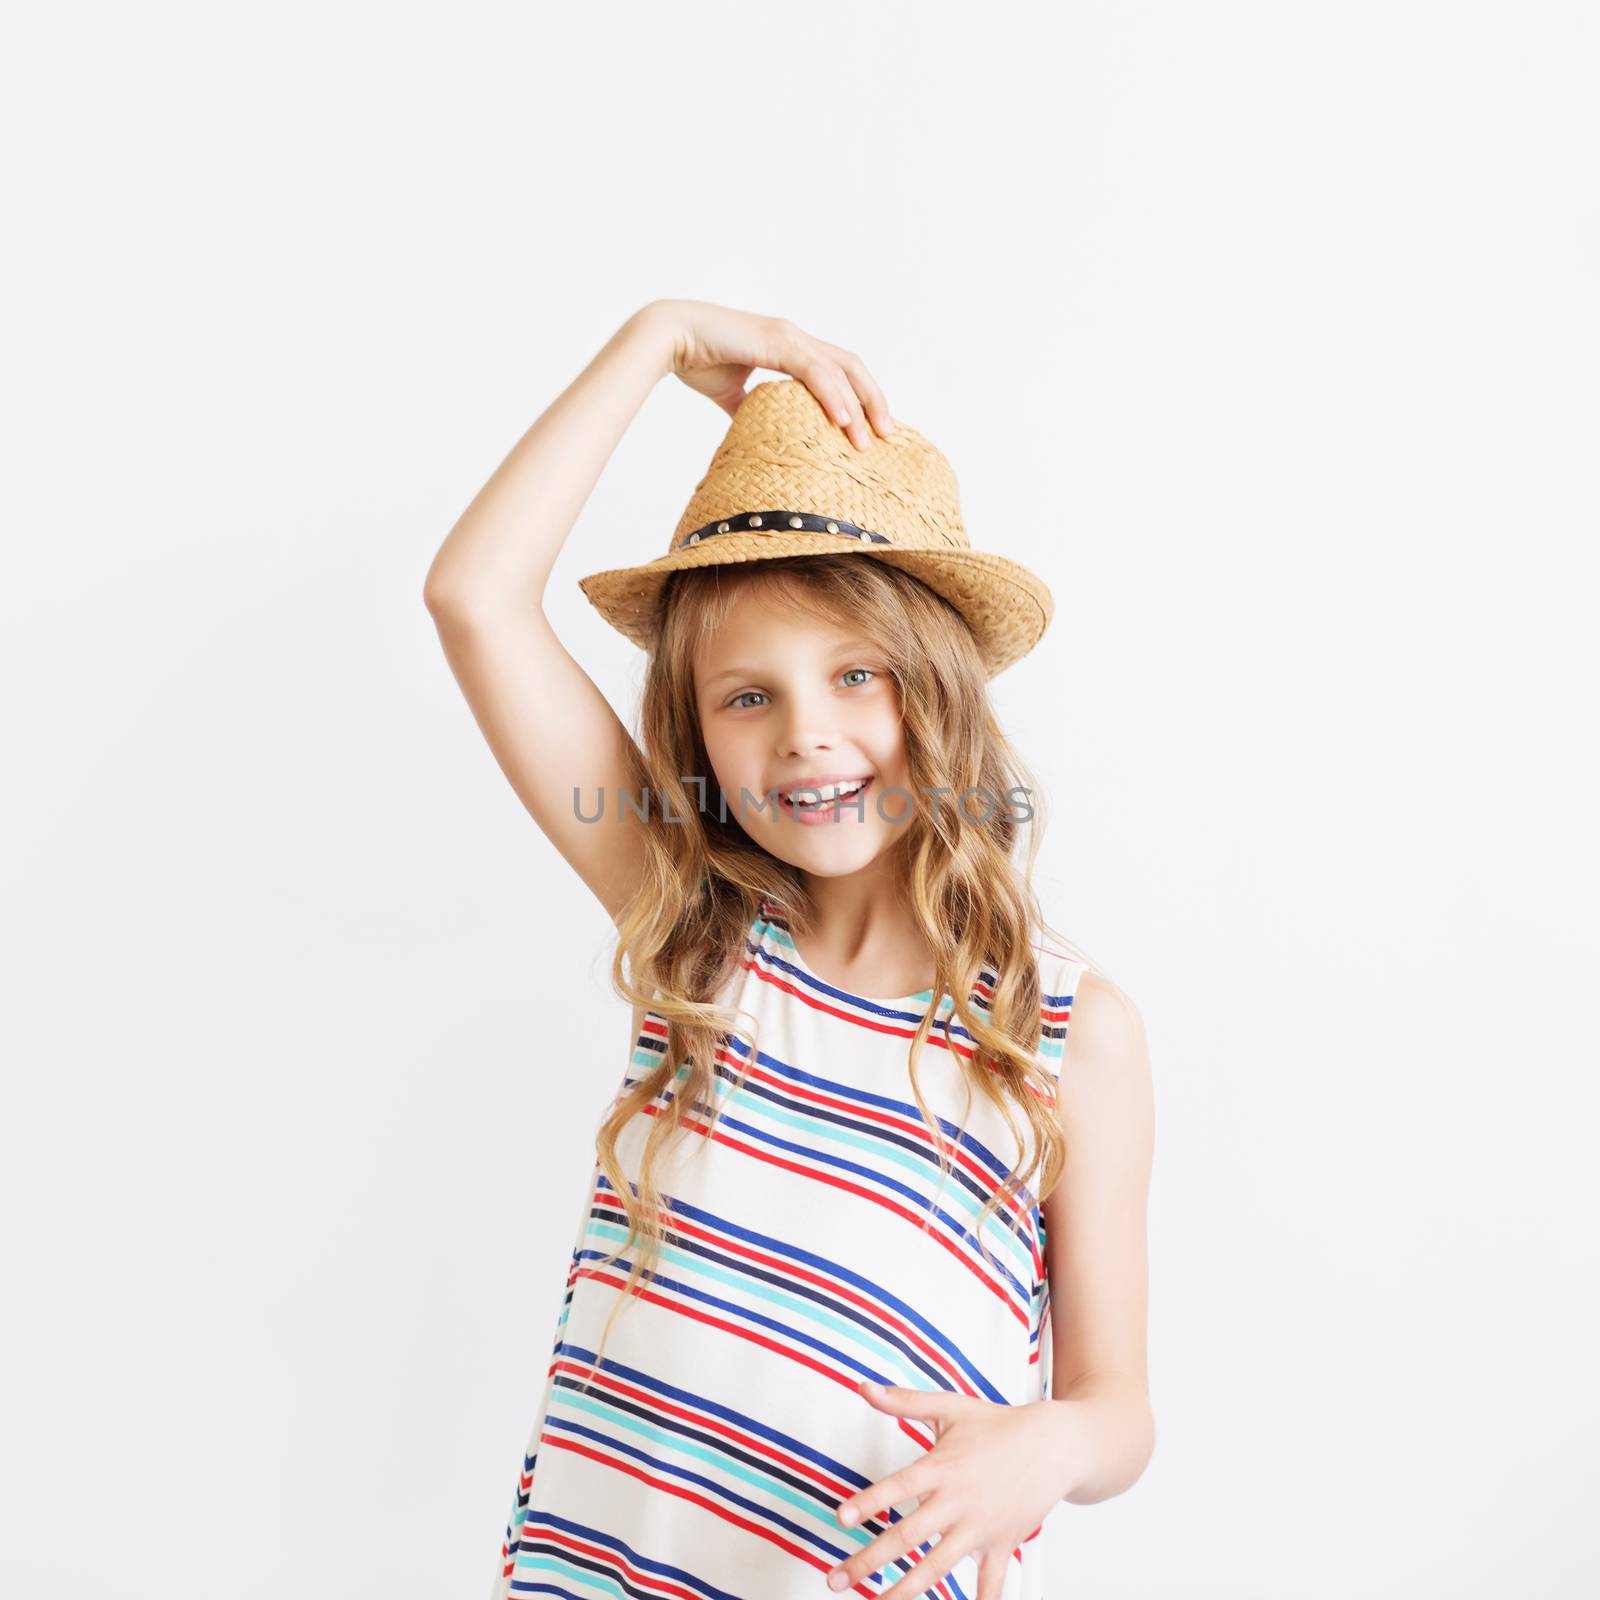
775, 772, 874, 801
778, 775, 875, 825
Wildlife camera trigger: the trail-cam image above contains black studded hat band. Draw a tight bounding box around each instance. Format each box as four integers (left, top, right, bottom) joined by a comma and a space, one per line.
576, 379, 1056, 679
677, 510, 893, 551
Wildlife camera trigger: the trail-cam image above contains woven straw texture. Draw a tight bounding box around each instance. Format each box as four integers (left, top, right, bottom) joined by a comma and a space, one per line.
576, 378, 1054, 678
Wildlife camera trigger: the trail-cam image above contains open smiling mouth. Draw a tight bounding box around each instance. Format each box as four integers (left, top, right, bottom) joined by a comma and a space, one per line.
779, 777, 874, 815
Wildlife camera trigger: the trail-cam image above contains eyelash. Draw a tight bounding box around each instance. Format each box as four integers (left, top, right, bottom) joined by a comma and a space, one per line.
729, 667, 874, 711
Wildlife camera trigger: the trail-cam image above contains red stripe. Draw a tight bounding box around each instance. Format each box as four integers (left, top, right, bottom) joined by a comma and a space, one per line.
513, 1507, 727, 1599
744, 955, 979, 1055
544, 1355, 858, 1501
627, 1110, 1031, 1336
566, 1273, 943, 1464
537, 1437, 966, 1599
728, 1045, 1040, 1235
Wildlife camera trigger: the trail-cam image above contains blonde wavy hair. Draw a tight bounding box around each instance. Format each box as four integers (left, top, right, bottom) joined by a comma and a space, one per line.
579, 552, 1070, 1392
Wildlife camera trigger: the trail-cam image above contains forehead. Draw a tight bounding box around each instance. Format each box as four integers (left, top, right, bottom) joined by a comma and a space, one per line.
692, 589, 875, 683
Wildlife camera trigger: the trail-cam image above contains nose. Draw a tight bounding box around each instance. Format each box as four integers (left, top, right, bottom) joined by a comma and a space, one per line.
774, 689, 840, 761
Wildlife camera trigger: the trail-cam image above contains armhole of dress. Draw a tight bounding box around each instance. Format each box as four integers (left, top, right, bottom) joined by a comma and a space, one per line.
1035, 935, 1093, 1404
1038, 932, 1094, 1092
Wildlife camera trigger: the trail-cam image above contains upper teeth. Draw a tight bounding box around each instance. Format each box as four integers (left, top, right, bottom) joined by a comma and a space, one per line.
787, 779, 867, 805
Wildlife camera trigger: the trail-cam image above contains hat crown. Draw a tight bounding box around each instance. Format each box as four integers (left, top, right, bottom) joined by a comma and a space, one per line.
575, 377, 1054, 680
669, 379, 969, 554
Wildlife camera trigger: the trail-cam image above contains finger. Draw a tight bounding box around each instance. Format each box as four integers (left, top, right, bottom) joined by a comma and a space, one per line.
826, 1494, 947, 1595
714, 365, 755, 414
822, 342, 893, 442
814, 361, 866, 449
874, 1523, 974, 1600
859, 1380, 963, 1425
831, 364, 877, 452
975, 1546, 1009, 1600
836, 1460, 939, 1530
820, 359, 870, 451
769, 323, 871, 451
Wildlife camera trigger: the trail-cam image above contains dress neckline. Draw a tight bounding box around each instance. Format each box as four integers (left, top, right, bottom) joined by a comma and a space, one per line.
756, 895, 946, 1011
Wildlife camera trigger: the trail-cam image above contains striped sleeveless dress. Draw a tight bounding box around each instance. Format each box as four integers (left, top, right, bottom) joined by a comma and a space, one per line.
491, 894, 1092, 1600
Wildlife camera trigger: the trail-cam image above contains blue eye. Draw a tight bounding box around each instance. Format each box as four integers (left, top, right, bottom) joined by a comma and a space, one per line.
727, 670, 871, 710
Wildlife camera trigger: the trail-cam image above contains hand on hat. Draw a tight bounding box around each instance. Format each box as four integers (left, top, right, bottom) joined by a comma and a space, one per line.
639, 297, 895, 451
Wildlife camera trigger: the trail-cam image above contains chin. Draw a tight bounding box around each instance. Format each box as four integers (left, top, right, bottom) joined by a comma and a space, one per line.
788, 834, 901, 878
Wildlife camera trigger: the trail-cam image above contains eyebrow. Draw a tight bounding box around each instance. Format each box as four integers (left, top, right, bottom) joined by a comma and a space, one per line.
701, 667, 755, 690
701, 642, 875, 692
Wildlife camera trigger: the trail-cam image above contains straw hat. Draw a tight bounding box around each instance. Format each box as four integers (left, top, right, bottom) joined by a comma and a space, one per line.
576, 378, 1054, 678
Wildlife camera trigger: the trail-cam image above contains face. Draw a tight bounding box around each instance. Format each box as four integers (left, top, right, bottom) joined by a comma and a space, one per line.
692, 588, 915, 879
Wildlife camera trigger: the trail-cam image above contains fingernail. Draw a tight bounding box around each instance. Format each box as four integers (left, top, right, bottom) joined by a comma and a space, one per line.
838, 1503, 857, 1526
828, 1571, 849, 1591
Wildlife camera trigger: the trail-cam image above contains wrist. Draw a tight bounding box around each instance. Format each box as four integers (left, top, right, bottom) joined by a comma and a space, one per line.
622, 299, 680, 382
1041, 1383, 1155, 1505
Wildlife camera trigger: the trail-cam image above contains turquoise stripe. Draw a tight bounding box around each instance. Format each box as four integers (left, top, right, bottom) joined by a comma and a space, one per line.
691, 1067, 1036, 1282
510, 1553, 628, 1597
619, 1049, 1037, 1282
545, 1387, 882, 1559
583, 1218, 932, 1387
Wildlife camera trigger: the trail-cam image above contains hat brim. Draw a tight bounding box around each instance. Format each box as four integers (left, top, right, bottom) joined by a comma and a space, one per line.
576, 532, 1054, 679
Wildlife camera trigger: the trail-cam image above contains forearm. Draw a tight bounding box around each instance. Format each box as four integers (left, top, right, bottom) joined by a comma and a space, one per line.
1046, 1373, 1155, 1505
423, 301, 674, 617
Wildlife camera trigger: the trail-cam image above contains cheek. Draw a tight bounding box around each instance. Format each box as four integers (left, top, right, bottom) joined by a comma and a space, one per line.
866, 707, 911, 772
701, 727, 756, 793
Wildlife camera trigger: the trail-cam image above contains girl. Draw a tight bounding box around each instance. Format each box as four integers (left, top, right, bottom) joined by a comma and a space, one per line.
424, 299, 1155, 1600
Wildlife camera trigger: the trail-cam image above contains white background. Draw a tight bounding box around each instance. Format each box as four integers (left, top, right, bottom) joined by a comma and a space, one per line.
4, 3, 1596, 1595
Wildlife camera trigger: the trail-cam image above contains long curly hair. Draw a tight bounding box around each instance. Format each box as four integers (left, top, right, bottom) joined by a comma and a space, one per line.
578, 552, 1070, 1392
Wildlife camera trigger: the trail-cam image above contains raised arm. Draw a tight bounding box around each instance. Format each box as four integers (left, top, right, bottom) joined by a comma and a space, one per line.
422, 304, 675, 928
424, 300, 895, 927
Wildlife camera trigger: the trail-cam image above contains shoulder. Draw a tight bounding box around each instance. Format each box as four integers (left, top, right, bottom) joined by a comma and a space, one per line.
1031, 914, 1152, 1111
1069, 968, 1146, 1056
1054, 966, 1154, 1138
